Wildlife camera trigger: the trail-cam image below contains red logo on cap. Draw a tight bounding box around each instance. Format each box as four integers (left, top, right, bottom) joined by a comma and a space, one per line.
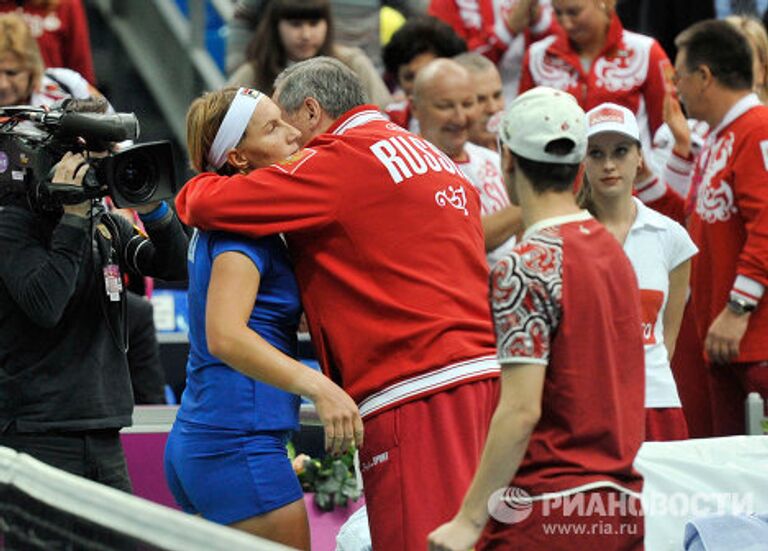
589, 107, 625, 126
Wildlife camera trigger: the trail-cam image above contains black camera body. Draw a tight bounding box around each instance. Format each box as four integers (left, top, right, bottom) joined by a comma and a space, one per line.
0, 105, 177, 209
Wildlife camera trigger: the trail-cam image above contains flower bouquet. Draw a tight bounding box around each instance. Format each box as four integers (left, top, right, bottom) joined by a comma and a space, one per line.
292, 447, 362, 512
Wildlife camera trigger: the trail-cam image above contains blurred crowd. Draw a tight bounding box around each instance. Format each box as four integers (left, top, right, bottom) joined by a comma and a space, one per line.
0, 0, 767, 549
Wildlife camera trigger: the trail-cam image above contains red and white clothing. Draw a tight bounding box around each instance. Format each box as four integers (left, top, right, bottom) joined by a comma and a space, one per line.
650, 119, 709, 196
479, 488, 643, 550
490, 211, 645, 497
459, 142, 516, 267
688, 94, 768, 361
519, 13, 672, 170
384, 99, 419, 134
360, 379, 498, 550
176, 104, 501, 550
624, 198, 698, 409
429, 0, 557, 102
31, 67, 101, 109
0, 0, 95, 84
636, 120, 708, 225
176, 106, 499, 413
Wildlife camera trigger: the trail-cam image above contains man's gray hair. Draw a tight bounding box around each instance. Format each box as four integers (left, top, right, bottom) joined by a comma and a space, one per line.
274, 57, 369, 118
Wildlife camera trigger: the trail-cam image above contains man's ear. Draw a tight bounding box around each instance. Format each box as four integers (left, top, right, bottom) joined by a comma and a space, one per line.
304, 97, 323, 131
698, 64, 714, 90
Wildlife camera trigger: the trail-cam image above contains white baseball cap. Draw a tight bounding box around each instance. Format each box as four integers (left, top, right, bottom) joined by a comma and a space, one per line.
585, 102, 640, 142
498, 86, 587, 164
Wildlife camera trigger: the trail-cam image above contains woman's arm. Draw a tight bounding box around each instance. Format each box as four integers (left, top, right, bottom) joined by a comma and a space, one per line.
206, 251, 363, 453
663, 259, 691, 360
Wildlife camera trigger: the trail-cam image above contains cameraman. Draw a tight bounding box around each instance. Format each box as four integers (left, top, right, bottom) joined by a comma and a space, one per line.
0, 151, 188, 491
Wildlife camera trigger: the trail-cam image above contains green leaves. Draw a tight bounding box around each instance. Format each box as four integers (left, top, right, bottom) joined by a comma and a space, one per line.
297, 451, 362, 512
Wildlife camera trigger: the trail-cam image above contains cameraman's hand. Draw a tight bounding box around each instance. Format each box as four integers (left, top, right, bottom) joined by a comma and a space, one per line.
53, 152, 91, 217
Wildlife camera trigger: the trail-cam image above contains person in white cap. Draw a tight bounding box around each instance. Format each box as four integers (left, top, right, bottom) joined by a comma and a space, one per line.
164, 86, 362, 549
579, 102, 698, 442
428, 87, 645, 551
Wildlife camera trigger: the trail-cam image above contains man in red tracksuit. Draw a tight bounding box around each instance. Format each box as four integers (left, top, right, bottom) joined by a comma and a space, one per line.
673, 20, 768, 435
175, 57, 500, 550
429, 0, 557, 102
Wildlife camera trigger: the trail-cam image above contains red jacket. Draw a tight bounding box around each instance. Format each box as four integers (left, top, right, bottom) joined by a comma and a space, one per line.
0, 0, 95, 84
519, 13, 672, 154
688, 95, 768, 361
429, 0, 556, 63
176, 106, 499, 415
635, 153, 692, 226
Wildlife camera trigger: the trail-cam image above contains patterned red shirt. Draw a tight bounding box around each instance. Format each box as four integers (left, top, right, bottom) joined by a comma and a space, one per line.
429, 0, 557, 101
519, 13, 672, 165
492, 212, 645, 495
688, 95, 768, 361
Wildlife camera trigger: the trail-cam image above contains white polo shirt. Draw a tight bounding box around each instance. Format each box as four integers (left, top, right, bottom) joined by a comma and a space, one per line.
459, 142, 516, 268
624, 197, 698, 408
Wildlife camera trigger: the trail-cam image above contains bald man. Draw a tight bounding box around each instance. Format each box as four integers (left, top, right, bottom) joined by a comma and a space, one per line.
454, 52, 505, 152
412, 58, 520, 267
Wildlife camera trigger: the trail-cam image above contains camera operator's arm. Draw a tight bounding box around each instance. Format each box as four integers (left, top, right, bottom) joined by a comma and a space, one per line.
0, 153, 92, 328
109, 201, 188, 282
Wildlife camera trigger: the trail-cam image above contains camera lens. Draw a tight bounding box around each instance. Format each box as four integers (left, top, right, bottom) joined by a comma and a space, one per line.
114, 150, 157, 203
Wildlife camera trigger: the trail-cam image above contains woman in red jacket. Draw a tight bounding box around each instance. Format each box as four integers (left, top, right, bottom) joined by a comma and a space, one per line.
519, 0, 673, 168
0, 0, 95, 84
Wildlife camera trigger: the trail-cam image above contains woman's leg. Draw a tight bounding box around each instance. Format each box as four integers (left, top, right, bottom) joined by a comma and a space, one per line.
230, 497, 310, 550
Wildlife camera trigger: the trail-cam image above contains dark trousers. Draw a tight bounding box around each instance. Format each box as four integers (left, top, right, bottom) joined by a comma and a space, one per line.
0, 428, 132, 493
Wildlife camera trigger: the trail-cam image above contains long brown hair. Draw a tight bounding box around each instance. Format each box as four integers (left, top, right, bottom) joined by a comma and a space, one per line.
244, 0, 335, 95
575, 173, 597, 216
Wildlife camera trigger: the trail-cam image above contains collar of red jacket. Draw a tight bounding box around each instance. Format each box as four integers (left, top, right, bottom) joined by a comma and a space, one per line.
325, 104, 383, 135
548, 11, 625, 69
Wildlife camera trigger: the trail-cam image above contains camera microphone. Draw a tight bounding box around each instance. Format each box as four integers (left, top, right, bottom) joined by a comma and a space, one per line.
54, 112, 140, 143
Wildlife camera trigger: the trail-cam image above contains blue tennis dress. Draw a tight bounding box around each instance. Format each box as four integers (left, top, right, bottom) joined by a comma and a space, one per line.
164, 230, 303, 524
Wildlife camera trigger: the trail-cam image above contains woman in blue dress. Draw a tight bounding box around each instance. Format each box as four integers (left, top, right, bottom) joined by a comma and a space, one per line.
165, 87, 363, 549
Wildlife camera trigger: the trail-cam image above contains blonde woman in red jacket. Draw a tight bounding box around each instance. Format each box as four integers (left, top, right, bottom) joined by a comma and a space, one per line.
519, 0, 673, 171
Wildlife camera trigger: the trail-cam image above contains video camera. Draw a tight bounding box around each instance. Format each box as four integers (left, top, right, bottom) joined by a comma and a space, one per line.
0, 101, 177, 209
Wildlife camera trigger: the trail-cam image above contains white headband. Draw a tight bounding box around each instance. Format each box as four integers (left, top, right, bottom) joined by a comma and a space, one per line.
206, 87, 265, 170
